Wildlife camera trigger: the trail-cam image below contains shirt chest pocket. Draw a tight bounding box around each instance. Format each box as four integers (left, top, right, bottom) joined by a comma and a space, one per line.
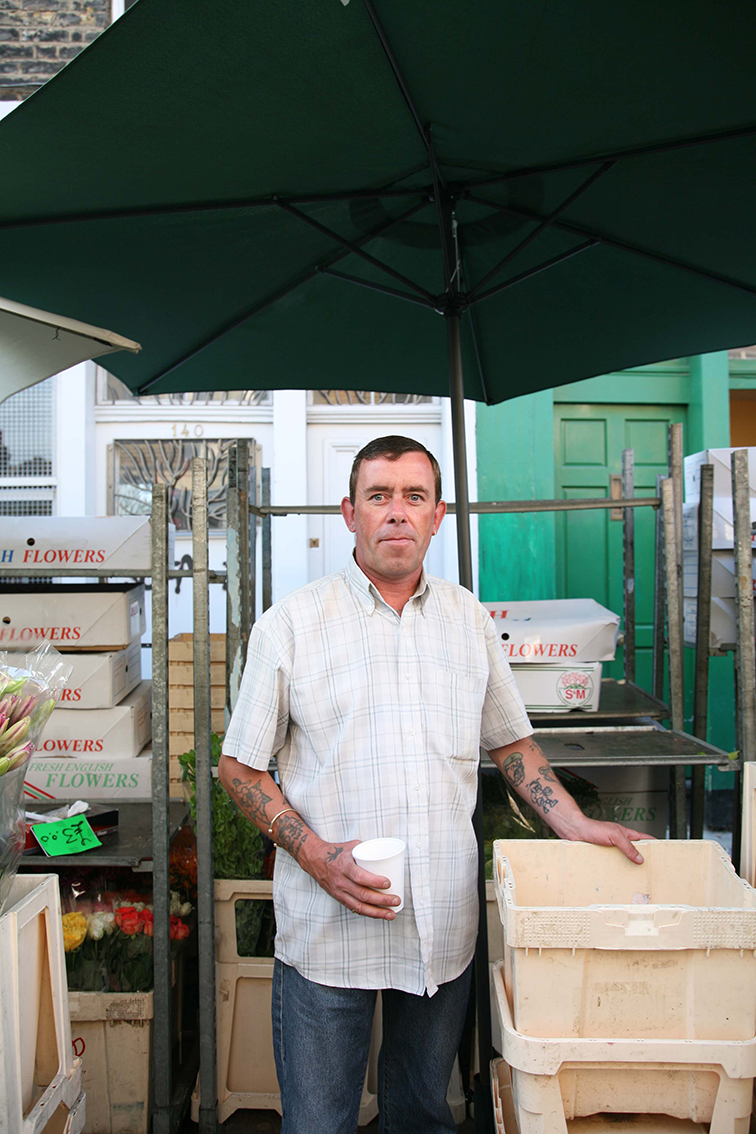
420, 663, 486, 759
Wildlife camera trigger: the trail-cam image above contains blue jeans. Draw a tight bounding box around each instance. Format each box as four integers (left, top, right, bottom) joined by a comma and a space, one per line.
272, 958, 472, 1134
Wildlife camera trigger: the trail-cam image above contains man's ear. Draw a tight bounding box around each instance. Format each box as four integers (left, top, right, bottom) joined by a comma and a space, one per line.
432, 499, 447, 535
341, 496, 356, 533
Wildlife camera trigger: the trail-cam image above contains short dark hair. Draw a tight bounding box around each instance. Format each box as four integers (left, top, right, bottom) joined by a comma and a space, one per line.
349, 435, 442, 505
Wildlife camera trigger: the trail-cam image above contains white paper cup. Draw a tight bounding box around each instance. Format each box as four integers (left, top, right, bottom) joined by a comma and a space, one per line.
352, 837, 406, 913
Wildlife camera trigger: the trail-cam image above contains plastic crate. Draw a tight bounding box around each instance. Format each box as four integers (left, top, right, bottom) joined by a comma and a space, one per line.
492, 960, 754, 1133
214, 877, 273, 963
68, 990, 153, 1134
493, 839, 756, 1040
742, 762, 756, 886
0, 874, 83, 1134
491, 1059, 518, 1134
190, 958, 378, 1124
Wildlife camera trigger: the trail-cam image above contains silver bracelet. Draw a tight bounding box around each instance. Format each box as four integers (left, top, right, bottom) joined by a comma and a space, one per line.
268, 806, 297, 844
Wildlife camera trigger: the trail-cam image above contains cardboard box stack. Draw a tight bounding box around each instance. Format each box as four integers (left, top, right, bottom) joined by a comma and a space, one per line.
168, 633, 226, 797
682, 448, 756, 650
482, 599, 620, 713
0, 517, 171, 802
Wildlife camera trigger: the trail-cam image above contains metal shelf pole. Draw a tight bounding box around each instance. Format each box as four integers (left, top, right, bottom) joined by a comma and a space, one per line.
622, 449, 636, 684
262, 467, 272, 613
150, 484, 173, 1134
732, 450, 756, 867
226, 440, 251, 718
652, 472, 667, 704
192, 458, 217, 1134
662, 477, 687, 837
667, 425, 687, 838
691, 463, 714, 839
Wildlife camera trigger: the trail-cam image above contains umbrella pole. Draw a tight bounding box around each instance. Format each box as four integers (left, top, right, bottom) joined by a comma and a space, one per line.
447, 312, 495, 1133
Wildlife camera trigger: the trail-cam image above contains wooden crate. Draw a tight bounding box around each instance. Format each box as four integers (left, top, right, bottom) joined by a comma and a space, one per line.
168, 634, 226, 756
168, 633, 226, 665
168, 685, 225, 710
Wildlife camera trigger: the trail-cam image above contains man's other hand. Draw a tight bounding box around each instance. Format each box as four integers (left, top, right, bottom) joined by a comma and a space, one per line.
556, 815, 650, 864
304, 838, 401, 920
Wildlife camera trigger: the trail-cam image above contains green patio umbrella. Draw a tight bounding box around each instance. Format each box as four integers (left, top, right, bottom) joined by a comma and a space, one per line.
1, 0, 756, 1125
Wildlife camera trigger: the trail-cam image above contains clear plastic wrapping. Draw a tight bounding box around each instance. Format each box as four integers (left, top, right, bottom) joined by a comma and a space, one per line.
0, 642, 73, 912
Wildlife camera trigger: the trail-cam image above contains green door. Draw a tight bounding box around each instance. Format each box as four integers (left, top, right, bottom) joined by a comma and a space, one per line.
554, 404, 687, 688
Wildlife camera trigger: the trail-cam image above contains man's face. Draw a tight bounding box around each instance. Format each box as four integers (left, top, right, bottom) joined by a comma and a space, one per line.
341, 452, 447, 585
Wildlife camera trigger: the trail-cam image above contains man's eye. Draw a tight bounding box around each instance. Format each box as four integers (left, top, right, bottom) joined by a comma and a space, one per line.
372, 494, 385, 502
409, 494, 421, 502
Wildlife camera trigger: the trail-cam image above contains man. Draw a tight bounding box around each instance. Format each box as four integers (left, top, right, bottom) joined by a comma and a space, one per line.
219, 435, 645, 1134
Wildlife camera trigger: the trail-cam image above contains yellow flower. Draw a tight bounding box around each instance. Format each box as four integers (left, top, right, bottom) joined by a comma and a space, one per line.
61, 912, 87, 953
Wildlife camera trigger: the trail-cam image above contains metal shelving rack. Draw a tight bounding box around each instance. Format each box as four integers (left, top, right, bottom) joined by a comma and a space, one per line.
3, 438, 255, 1134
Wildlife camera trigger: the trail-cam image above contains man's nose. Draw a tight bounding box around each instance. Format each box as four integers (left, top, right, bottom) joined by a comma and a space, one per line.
387, 494, 408, 522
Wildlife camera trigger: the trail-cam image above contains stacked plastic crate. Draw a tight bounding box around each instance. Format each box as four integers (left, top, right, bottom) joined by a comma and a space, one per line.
490, 839, 756, 1134
0, 518, 170, 803
0, 874, 85, 1134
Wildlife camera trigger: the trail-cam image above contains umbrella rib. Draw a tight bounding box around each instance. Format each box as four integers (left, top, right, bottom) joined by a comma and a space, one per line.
468, 193, 756, 300
0, 182, 433, 231
318, 267, 438, 309
136, 200, 427, 395
360, 0, 444, 187
466, 161, 615, 300
464, 122, 756, 188
469, 240, 600, 306
276, 199, 436, 302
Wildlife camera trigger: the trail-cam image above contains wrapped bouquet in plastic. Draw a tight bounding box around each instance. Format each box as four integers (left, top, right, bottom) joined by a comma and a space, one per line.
0, 642, 72, 912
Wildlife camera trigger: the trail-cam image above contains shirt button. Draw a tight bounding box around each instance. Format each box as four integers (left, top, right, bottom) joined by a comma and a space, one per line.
409, 729, 416, 736
416, 840, 422, 849
414, 784, 420, 792
405, 674, 411, 681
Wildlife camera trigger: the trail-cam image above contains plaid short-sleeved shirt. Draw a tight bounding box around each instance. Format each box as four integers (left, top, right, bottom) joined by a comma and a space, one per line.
222, 556, 532, 995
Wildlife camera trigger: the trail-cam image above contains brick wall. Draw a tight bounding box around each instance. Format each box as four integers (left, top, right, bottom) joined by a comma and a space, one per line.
0, 0, 111, 99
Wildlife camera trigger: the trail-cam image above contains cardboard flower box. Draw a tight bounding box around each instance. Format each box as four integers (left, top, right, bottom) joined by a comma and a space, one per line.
0, 584, 146, 651
37, 681, 151, 759
0, 516, 175, 573
482, 599, 619, 663
56, 638, 142, 710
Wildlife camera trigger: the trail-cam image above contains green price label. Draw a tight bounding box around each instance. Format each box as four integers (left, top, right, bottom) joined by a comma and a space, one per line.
30, 816, 102, 856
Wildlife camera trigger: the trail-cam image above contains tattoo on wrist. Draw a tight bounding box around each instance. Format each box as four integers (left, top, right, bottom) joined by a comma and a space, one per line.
538, 765, 557, 783
527, 777, 558, 814
503, 753, 525, 787
275, 815, 309, 861
231, 776, 273, 824
326, 846, 344, 863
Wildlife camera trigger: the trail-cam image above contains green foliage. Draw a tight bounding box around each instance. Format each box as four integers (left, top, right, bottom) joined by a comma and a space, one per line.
178, 733, 264, 881
234, 898, 276, 958
481, 769, 601, 878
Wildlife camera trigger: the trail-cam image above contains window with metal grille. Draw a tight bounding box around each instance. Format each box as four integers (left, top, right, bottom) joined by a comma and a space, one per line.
98, 370, 271, 407
310, 390, 435, 405
0, 377, 55, 515
113, 438, 231, 530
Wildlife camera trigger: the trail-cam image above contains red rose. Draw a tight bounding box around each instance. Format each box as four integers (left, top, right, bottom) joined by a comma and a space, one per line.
115, 906, 144, 936
169, 915, 190, 941
141, 910, 154, 937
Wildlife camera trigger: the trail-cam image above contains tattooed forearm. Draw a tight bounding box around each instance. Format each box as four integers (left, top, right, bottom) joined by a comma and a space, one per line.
275, 815, 309, 861
231, 776, 273, 824
538, 765, 557, 783
326, 846, 344, 863
503, 753, 525, 787
527, 777, 559, 814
